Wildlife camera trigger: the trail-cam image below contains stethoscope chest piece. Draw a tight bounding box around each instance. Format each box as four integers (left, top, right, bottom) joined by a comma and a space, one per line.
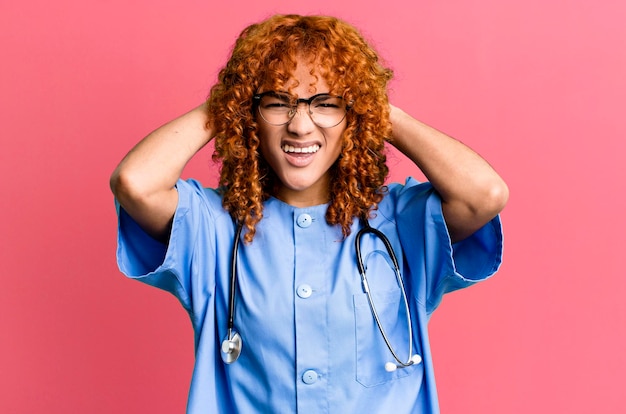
221, 331, 242, 364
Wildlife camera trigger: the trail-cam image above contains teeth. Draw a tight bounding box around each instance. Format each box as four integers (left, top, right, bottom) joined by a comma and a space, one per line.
282, 144, 320, 154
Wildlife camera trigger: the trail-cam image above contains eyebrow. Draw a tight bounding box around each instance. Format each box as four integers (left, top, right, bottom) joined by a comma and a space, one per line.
260, 91, 335, 99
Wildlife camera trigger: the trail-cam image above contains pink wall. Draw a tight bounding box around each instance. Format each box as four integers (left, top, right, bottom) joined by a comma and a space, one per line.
2, 0, 625, 412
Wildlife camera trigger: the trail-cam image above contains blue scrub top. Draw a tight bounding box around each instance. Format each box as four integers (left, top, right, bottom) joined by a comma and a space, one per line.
116, 177, 503, 413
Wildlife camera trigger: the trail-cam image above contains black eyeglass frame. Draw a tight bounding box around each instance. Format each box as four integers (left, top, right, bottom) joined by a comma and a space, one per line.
252, 91, 352, 128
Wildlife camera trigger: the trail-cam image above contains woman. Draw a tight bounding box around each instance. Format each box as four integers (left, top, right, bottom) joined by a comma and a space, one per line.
111, 14, 508, 413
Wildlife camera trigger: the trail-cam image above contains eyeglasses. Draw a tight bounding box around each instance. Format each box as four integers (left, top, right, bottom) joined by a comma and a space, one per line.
253, 91, 350, 128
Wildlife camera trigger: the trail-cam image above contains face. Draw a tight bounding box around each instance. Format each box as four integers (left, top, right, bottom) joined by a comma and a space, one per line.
256, 58, 347, 207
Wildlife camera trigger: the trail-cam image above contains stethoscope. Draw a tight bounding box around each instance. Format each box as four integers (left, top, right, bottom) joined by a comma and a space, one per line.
221, 219, 422, 372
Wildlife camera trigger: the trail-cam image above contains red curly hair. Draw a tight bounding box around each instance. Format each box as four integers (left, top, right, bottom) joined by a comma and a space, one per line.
207, 14, 393, 242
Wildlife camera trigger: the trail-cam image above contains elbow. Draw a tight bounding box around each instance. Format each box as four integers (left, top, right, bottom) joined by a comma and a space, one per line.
109, 165, 148, 208
109, 167, 122, 198
441, 178, 508, 243
461, 177, 509, 220
482, 178, 509, 217
109, 166, 129, 201
444, 178, 508, 243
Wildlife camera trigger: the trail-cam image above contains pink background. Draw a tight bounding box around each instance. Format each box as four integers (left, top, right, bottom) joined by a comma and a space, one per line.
2, 0, 625, 412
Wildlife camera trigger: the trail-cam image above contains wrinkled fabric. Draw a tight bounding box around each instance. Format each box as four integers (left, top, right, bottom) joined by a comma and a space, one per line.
116, 177, 503, 413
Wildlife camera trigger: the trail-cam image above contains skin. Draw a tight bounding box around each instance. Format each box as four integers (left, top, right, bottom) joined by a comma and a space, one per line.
388, 106, 509, 241
110, 57, 508, 243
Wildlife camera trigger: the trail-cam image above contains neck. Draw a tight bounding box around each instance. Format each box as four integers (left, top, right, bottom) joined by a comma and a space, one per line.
273, 176, 331, 207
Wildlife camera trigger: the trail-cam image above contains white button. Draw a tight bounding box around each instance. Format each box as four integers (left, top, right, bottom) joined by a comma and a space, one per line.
296, 213, 312, 228
302, 370, 318, 384
297, 284, 313, 298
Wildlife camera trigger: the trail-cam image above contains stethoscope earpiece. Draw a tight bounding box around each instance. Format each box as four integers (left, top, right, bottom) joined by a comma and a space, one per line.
384, 362, 398, 372
385, 354, 422, 372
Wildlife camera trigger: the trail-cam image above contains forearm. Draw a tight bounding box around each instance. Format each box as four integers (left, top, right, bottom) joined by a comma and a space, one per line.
389, 105, 508, 241
110, 103, 213, 239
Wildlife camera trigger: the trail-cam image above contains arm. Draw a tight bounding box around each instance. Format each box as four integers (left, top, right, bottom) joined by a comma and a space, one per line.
110, 103, 213, 242
389, 105, 508, 243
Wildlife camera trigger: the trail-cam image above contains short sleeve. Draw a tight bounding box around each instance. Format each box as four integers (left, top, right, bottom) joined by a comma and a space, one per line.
115, 179, 219, 312
393, 178, 503, 315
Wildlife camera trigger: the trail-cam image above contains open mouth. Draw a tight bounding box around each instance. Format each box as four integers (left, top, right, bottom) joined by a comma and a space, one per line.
282, 144, 320, 154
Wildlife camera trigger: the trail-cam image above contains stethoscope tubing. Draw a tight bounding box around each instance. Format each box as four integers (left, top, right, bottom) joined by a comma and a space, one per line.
355, 219, 416, 369
227, 224, 243, 338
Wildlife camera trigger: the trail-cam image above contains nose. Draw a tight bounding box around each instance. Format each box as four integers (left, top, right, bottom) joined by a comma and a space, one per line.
286, 106, 316, 136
